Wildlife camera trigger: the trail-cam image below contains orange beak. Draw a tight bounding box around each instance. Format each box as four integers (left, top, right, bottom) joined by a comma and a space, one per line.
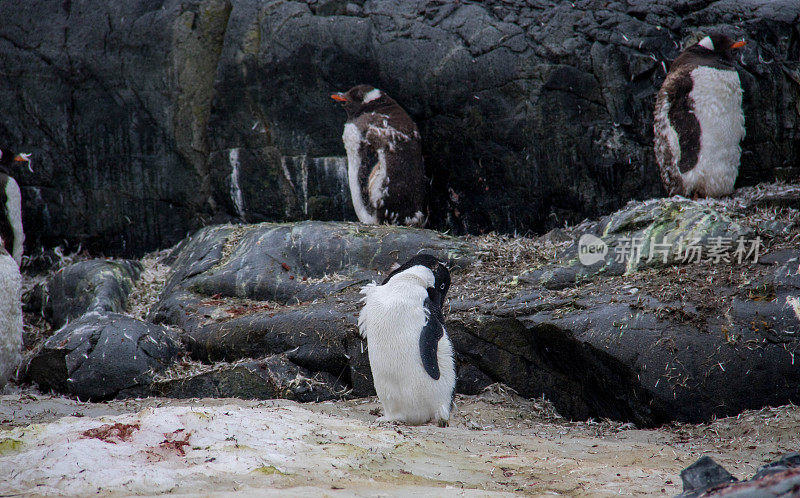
731, 40, 746, 49
330, 93, 348, 102
14, 153, 32, 172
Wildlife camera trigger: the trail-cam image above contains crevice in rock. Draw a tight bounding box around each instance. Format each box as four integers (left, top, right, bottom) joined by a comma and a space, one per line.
452, 318, 668, 427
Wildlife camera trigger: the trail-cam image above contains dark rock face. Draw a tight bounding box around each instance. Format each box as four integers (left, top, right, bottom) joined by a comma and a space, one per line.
25, 312, 181, 400
25, 260, 142, 329
1, 1, 797, 256
0, 0, 232, 256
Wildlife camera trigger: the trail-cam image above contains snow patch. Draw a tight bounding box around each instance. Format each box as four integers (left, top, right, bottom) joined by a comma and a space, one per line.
0, 405, 402, 496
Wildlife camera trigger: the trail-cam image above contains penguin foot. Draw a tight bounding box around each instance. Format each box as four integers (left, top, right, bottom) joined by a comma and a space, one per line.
375, 416, 401, 426
436, 419, 449, 428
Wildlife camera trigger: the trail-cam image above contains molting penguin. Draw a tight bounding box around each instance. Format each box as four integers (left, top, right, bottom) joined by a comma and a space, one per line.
654, 34, 747, 198
358, 254, 455, 426
0, 149, 31, 266
331, 85, 428, 227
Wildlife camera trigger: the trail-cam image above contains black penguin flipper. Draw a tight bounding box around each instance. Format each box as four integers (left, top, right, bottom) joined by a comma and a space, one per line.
359, 145, 377, 188
382, 141, 428, 224
665, 68, 701, 174
420, 294, 445, 380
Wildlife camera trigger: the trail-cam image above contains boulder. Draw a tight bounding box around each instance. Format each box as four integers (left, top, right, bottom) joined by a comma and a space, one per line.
678, 456, 737, 498
139, 191, 800, 425
521, 198, 754, 289
121, 355, 348, 402
150, 220, 473, 396
26, 259, 142, 329
0, 0, 797, 256
25, 313, 181, 399
677, 453, 800, 498
157, 220, 473, 304
447, 189, 800, 426
0, 252, 22, 388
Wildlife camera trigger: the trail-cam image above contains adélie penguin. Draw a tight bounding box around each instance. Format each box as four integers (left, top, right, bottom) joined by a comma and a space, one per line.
654, 34, 747, 198
358, 254, 455, 426
331, 85, 429, 227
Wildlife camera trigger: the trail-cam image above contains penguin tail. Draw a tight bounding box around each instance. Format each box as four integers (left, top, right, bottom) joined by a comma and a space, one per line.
359, 281, 378, 301
357, 282, 377, 339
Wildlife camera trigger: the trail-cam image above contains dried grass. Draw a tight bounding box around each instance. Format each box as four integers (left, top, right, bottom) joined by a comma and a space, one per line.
127, 249, 173, 321
448, 232, 570, 307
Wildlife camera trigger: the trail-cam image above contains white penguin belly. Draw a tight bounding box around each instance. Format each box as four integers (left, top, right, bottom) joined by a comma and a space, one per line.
3, 177, 23, 265
359, 284, 455, 425
682, 66, 745, 197
0, 252, 22, 386
367, 150, 388, 210
343, 123, 378, 224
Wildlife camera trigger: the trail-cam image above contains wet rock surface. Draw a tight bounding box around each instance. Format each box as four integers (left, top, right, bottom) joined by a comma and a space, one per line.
25, 313, 181, 400
25, 260, 142, 329
1, 1, 797, 256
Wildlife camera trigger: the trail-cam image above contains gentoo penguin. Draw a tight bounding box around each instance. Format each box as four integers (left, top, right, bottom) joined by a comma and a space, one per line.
331, 85, 428, 227
654, 34, 747, 198
0, 245, 23, 388
358, 254, 455, 426
0, 149, 31, 265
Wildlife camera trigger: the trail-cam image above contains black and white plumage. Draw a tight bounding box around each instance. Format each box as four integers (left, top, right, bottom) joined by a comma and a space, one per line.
331, 85, 428, 227
654, 34, 747, 198
0, 149, 31, 266
358, 254, 455, 426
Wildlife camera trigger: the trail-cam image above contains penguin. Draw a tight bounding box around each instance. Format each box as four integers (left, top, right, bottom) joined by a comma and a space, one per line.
358, 254, 455, 426
0, 245, 22, 388
0, 149, 31, 266
654, 33, 747, 198
331, 85, 428, 227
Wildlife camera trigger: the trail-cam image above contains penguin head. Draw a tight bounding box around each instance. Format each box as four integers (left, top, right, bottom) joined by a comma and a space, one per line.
689, 33, 746, 63
381, 254, 451, 302
0, 149, 32, 174
331, 84, 392, 119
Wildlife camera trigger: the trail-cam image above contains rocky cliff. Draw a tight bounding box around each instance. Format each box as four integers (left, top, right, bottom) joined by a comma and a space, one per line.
0, 0, 797, 257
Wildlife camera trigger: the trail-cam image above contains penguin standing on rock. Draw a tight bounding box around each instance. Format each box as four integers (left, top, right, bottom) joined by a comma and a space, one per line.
358, 254, 455, 426
654, 34, 747, 198
331, 85, 428, 227
0, 149, 31, 266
